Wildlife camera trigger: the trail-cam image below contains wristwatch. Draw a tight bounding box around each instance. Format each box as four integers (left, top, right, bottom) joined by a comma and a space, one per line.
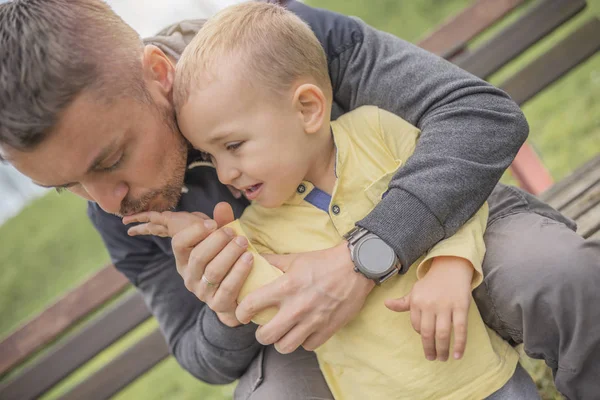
343, 226, 401, 285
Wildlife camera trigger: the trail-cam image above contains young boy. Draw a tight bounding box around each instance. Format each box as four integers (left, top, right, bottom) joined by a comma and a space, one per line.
125, 3, 539, 399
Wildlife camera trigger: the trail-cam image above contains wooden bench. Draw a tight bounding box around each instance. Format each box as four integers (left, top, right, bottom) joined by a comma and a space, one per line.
1, 0, 599, 398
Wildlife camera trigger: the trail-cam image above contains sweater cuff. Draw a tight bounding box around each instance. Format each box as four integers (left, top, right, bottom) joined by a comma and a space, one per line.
202, 309, 259, 351
357, 188, 445, 272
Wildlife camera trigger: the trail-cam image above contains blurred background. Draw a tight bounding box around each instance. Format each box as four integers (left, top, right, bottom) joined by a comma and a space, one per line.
1, 0, 598, 399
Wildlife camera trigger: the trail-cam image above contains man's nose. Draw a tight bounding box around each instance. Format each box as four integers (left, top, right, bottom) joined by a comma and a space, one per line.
83, 180, 128, 215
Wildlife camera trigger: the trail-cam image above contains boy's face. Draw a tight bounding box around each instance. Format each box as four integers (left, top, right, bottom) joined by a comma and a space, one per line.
177, 72, 314, 208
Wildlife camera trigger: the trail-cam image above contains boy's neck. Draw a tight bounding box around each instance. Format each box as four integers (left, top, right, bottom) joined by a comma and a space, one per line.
304, 124, 336, 195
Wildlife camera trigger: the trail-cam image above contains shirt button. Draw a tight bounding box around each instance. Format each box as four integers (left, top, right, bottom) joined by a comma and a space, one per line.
332, 205, 341, 215
297, 184, 306, 194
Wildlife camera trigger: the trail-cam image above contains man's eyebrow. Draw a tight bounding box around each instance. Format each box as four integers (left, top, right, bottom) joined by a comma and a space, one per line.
32, 140, 120, 189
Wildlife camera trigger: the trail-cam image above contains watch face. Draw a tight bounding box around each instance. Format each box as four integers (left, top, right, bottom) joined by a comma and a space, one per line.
356, 236, 396, 275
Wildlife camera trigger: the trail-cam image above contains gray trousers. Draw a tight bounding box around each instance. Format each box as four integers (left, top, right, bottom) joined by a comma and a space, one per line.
235, 184, 600, 400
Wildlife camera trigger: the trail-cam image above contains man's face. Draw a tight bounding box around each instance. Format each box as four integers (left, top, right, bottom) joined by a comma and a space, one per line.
177, 72, 313, 209
4, 90, 189, 216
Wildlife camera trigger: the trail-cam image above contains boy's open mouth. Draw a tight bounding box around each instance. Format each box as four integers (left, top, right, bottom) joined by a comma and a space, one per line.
243, 183, 263, 200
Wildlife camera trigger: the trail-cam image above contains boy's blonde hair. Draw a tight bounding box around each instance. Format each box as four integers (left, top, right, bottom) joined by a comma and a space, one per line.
174, 1, 332, 110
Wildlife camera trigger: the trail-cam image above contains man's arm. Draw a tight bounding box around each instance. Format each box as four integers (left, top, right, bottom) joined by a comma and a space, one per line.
87, 203, 261, 384
287, 1, 529, 269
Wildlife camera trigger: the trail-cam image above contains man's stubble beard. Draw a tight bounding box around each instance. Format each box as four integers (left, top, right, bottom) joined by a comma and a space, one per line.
118, 101, 190, 216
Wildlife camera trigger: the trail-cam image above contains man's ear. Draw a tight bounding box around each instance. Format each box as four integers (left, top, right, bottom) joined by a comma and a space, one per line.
292, 83, 327, 134
142, 45, 175, 98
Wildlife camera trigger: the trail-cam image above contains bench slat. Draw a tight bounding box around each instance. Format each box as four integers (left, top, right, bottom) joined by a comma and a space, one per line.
537, 155, 600, 239
0, 293, 151, 400
499, 18, 600, 194
417, 0, 526, 58
0, 265, 129, 376
59, 329, 169, 400
500, 18, 600, 106
560, 180, 600, 221
574, 203, 600, 239
540, 152, 600, 206
541, 155, 600, 209
455, 0, 587, 80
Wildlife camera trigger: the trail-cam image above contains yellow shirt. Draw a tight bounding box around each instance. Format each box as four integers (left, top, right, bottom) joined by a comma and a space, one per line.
229, 106, 519, 399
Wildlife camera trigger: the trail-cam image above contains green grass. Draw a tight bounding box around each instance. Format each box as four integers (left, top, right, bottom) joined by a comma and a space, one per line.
2, 0, 599, 398
0, 191, 109, 337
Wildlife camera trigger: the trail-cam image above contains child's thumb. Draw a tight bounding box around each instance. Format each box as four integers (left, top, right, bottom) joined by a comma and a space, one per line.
384, 295, 411, 312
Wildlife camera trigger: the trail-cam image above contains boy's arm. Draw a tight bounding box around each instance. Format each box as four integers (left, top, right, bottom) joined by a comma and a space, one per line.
224, 220, 283, 326
287, 1, 528, 269
386, 205, 488, 361
375, 106, 486, 285
417, 204, 488, 289
123, 212, 284, 325
88, 204, 261, 384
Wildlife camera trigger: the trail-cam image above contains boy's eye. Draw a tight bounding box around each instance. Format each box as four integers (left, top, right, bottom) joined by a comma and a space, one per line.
226, 142, 243, 151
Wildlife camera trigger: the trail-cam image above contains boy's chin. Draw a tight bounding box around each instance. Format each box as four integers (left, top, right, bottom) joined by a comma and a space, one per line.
254, 197, 285, 209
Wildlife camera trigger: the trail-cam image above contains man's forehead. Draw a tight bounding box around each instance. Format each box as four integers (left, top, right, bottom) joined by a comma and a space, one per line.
7, 96, 125, 186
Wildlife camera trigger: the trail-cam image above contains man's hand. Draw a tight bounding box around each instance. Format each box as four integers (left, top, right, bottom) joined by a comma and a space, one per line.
385, 256, 473, 362
123, 203, 253, 327
235, 242, 375, 354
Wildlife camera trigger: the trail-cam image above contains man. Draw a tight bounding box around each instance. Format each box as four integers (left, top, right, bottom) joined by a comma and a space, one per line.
1, 1, 598, 399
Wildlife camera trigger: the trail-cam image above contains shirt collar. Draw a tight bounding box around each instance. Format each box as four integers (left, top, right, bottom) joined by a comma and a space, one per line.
283, 121, 348, 206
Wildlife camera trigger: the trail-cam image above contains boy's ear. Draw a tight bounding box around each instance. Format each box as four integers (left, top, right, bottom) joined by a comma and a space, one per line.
142, 45, 175, 98
292, 83, 327, 134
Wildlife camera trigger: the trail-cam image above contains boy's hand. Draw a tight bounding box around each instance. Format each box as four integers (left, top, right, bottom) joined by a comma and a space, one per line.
384, 256, 473, 362
123, 203, 252, 328
123, 210, 209, 237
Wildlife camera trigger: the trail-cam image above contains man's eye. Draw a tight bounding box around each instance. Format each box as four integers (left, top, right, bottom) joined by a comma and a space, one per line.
55, 184, 78, 194
102, 154, 124, 172
226, 142, 243, 151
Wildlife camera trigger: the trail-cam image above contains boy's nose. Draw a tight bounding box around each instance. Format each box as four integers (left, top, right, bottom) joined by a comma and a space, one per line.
216, 164, 241, 186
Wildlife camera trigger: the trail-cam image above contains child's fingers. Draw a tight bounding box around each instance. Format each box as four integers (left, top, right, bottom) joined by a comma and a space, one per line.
123, 211, 166, 225
384, 296, 411, 312
191, 212, 210, 220
127, 222, 169, 237
410, 307, 421, 334
435, 313, 451, 361
420, 312, 437, 361
452, 310, 469, 360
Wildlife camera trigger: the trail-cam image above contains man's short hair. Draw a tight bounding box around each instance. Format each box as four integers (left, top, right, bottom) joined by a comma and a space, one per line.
0, 0, 146, 155
174, 2, 332, 111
